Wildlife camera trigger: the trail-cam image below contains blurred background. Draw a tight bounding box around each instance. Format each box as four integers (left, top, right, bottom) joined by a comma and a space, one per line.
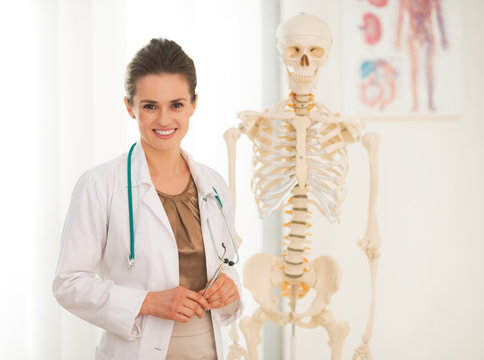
0, 0, 483, 359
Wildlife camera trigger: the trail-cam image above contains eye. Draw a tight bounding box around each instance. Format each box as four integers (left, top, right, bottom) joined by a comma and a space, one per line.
171, 102, 184, 110
143, 104, 157, 110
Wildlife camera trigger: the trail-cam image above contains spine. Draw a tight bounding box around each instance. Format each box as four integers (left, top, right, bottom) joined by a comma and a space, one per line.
283, 186, 310, 279
282, 92, 315, 279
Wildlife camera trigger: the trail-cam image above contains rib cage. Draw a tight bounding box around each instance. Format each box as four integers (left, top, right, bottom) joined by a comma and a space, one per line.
251, 113, 358, 224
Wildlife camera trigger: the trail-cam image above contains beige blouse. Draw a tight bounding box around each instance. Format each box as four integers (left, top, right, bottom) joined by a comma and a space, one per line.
158, 177, 217, 359
156, 176, 208, 291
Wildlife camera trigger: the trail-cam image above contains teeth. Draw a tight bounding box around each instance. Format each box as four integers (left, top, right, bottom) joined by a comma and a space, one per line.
155, 129, 175, 136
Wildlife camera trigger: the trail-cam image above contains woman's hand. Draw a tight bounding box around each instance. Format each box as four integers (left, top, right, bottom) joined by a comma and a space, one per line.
199, 272, 239, 309
139, 286, 210, 322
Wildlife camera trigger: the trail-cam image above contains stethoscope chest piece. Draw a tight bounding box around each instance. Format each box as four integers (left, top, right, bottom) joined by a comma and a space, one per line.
127, 257, 135, 271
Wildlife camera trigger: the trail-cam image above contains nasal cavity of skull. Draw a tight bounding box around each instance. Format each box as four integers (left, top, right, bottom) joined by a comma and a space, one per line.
300, 54, 309, 67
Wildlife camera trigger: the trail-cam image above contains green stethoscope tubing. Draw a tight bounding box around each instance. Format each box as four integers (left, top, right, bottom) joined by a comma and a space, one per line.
127, 142, 136, 268
126, 142, 239, 270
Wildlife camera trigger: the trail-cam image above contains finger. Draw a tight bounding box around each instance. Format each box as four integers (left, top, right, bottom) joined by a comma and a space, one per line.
207, 283, 237, 308
170, 304, 192, 322
217, 283, 239, 308
174, 311, 191, 323
207, 274, 237, 302
210, 293, 237, 309
184, 298, 204, 319
203, 275, 225, 299
186, 289, 210, 311
177, 303, 193, 317
195, 305, 204, 318
179, 300, 205, 321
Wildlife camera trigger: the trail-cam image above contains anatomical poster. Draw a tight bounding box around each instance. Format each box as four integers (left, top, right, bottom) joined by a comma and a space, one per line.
340, 0, 461, 119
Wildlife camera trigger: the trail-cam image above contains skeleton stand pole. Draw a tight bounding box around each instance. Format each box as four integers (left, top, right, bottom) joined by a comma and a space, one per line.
291, 285, 297, 360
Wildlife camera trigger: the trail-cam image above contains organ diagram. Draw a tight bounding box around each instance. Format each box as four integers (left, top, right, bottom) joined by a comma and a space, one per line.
343, 0, 459, 118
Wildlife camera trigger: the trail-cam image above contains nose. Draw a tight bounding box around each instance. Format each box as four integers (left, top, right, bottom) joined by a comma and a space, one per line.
156, 106, 170, 126
300, 54, 309, 67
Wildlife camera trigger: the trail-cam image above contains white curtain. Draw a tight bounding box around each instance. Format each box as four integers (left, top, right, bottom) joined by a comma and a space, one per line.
0, 1, 268, 359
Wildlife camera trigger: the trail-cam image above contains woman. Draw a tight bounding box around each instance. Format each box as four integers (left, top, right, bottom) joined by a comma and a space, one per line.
53, 38, 243, 360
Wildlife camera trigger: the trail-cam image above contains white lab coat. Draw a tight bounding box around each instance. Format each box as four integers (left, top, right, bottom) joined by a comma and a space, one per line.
53, 143, 243, 360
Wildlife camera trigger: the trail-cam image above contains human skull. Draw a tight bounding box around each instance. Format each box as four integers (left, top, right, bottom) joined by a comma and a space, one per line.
276, 13, 333, 94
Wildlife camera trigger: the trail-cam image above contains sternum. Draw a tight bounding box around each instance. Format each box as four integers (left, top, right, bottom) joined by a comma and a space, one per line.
291, 93, 312, 189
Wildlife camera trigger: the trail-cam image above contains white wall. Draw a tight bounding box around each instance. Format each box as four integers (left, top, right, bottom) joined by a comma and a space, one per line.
278, 1, 484, 359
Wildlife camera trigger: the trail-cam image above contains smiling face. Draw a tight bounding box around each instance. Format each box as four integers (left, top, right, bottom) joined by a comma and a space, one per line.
125, 73, 197, 156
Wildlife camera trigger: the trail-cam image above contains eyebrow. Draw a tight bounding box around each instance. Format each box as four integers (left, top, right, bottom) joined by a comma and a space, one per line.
139, 98, 188, 104
170, 98, 188, 103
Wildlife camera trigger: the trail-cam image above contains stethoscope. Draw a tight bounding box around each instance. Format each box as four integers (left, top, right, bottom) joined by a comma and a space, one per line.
126, 142, 239, 276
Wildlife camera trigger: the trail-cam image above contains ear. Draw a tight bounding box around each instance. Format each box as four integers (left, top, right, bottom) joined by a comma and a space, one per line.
191, 94, 198, 115
124, 97, 136, 119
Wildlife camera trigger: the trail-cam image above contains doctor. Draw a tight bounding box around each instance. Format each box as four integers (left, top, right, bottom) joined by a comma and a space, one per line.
53, 38, 243, 360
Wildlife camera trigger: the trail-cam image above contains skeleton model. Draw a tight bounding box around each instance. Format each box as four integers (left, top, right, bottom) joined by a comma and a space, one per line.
224, 14, 381, 360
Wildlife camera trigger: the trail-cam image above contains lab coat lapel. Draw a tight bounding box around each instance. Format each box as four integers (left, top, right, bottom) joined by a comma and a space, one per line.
182, 150, 219, 273
181, 150, 213, 200
130, 143, 175, 241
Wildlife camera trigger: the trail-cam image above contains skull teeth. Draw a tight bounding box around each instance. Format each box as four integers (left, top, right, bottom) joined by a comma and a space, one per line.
293, 74, 313, 82
286, 68, 318, 83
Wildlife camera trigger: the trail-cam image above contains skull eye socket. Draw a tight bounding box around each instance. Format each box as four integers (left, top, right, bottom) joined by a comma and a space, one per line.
310, 47, 325, 58
284, 46, 300, 58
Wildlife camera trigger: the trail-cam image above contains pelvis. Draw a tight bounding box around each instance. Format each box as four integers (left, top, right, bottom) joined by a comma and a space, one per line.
243, 252, 342, 324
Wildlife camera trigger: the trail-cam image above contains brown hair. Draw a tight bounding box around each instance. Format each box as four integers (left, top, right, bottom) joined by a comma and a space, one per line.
124, 38, 197, 104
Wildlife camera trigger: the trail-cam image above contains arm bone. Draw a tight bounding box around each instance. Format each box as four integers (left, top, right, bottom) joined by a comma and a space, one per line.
358, 133, 381, 259
223, 127, 244, 248
354, 132, 381, 357
224, 127, 242, 207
